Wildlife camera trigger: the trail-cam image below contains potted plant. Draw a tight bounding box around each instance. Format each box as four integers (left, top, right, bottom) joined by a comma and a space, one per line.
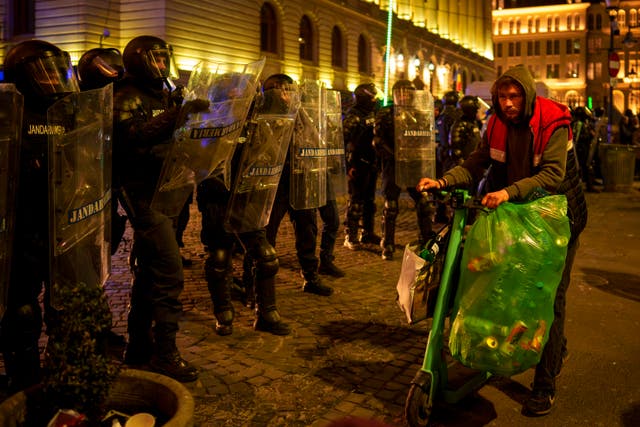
0, 282, 194, 426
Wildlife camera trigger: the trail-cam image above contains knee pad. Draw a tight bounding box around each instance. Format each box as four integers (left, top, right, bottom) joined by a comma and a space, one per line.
383, 200, 399, 220
347, 201, 364, 221
254, 242, 279, 279
205, 248, 231, 283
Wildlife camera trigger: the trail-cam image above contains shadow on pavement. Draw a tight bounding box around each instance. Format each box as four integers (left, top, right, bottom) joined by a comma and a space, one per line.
577, 268, 640, 303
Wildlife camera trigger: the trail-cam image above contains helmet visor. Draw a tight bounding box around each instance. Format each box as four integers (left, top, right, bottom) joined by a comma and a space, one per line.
393, 87, 415, 106
25, 52, 79, 97
142, 48, 179, 80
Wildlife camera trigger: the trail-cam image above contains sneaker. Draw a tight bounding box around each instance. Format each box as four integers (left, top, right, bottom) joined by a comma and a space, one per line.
360, 232, 381, 245
343, 236, 361, 250
149, 352, 199, 382
318, 260, 345, 278
524, 389, 555, 416
302, 278, 334, 296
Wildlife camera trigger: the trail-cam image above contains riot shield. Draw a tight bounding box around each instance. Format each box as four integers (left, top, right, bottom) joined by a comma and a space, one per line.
290, 80, 327, 210
0, 84, 23, 319
151, 58, 265, 218
324, 89, 347, 198
224, 84, 301, 233
48, 84, 113, 309
394, 89, 436, 188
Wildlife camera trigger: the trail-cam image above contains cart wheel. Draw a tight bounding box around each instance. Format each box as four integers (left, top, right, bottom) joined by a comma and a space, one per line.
405, 381, 432, 427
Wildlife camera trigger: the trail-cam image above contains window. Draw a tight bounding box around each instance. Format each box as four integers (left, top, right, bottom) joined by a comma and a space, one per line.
547, 16, 553, 31
535, 41, 540, 55
357, 34, 371, 74
516, 42, 521, 56
331, 26, 345, 69
496, 43, 503, 58
567, 15, 573, 31
575, 15, 581, 30
546, 64, 560, 79
528, 18, 533, 33
588, 13, 594, 31
527, 41, 533, 56
299, 15, 314, 62
554, 17, 560, 31
596, 14, 602, 30
260, 3, 278, 54
535, 17, 541, 32
11, 0, 35, 37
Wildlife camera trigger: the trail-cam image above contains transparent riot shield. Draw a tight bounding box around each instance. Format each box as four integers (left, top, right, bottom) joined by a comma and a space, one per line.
224, 84, 301, 233
151, 58, 265, 218
48, 84, 113, 309
0, 84, 23, 319
325, 89, 347, 198
394, 89, 436, 187
290, 80, 327, 209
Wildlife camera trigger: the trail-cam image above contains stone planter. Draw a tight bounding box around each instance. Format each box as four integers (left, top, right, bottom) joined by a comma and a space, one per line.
0, 368, 194, 426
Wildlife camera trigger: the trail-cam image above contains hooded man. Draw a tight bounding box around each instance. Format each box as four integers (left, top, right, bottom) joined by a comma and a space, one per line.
418, 65, 587, 417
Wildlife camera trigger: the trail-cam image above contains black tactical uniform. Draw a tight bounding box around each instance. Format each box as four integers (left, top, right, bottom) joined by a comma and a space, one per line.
373, 80, 434, 260
446, 95, 482, 171
571, 106, 598, 192
0, 40, 80, 392
262, 74, 333, 297
113, 35, 198, 382
342, 83, 381, 250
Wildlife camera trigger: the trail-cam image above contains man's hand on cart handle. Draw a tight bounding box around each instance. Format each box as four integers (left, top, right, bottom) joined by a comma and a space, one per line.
417, 177, 448, 192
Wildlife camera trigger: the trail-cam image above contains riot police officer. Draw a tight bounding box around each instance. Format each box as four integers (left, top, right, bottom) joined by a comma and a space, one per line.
445, 95, 482, 171
436, 91, 462, 172
342, 82, 381, 250
1, 40, 81, 392
113, 35, 200, 382
572, 106, 598, 192
197, 82, 291, 335
263, 74, 333, 296
77, 47, 128, 256
373, 80, 435, 260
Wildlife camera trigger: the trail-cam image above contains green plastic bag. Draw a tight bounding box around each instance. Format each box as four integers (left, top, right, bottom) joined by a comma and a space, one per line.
448, 195, 571, 376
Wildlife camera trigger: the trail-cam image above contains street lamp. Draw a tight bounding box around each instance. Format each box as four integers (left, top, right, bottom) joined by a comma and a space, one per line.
607, 4, 620, 144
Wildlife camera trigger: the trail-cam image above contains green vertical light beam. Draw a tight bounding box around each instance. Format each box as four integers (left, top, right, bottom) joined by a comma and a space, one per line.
383, 0, 394, 106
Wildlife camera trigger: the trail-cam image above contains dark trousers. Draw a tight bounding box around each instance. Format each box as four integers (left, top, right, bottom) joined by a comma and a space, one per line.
318, 199, 339, 263
533, 238, 579, 392
128, 205, 184, 357
266, 182, 319, 280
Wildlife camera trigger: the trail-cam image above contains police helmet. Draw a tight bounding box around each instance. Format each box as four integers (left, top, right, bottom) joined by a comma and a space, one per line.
262, 73, 294, 91
123, 35, 178, 83
459, 95, 480, 118
353, 82, 377, 109
4, 39, 79, 101
443, 90, 459, 106
392, 79, 415, 106
77, 47, 124, 90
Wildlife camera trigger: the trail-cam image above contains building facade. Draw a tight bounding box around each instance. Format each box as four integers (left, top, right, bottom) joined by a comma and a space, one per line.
492, 0, 640, 115
0, 0, 494, 100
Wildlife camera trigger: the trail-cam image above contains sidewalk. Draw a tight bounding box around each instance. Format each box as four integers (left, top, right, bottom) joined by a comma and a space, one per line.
106, 182, 640, 426
2, 182, 638, 426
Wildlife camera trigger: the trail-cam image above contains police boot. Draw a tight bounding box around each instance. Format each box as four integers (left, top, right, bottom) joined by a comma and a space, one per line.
380, 200, 398, 260
360, 202, 381, 245
318, 254, 345, 278
210, 277, 234, 336
254, 276, 291, 336
343, 200, 362, 250
206, 249, 235, 336
150, 325, 198, 383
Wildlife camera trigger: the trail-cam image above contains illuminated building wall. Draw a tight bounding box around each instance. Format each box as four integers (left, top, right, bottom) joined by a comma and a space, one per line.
493, 0, 640, 114
1, 0, 494, 99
